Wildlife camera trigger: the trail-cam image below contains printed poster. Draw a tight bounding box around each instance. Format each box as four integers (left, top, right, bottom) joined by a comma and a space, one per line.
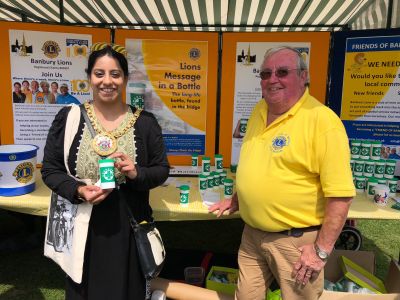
125, 39, 208, 155
231, 42, 310, 165
9, 30, 92, 162
341, 35, 400, 170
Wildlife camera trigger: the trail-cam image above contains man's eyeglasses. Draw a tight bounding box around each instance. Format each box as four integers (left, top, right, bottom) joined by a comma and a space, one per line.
259, 68, 300, 80
90, 42, 127, 57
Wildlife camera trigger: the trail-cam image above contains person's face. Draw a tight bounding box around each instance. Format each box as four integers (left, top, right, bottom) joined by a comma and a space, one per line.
386, 147, 391, 153
391, 148, 396, 154
31, 81, 39, 92
22, 81, 29, 89
60, 86, 68, 95
89, 55, 126, 104
14, 83, 21, 93
260, 49, 307, 110
51, 83, 58, 93
42, 84, 49, 93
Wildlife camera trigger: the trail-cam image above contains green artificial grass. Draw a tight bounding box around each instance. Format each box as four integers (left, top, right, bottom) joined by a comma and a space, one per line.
0, 210, 398, 299
356, 219, 400, 280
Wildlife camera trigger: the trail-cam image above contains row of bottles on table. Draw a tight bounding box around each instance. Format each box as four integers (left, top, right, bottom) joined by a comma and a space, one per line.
191, 153, 224, 175
178, 154, 234, 207
350, 139, 398, 204
351, 158, 396, 180
179, 174, 234, 207
198, 171, 233, 197
350, 140, 382, 160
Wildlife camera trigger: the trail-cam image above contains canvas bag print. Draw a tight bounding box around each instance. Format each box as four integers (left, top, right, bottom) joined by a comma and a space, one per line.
44, 191, 92, 283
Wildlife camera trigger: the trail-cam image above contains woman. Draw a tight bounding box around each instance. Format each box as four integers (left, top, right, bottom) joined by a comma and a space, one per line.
42, 43, 170, 299
13, 82, 26, 103
39, 81, 56, 104
22, 80, 31, 93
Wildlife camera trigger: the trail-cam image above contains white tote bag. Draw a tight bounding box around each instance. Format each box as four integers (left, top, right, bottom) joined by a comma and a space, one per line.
43, 104, 93, 283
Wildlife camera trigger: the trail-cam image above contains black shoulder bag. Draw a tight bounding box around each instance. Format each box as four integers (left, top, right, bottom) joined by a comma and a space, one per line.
122, 199, 166, 279
80, 104, 166, 279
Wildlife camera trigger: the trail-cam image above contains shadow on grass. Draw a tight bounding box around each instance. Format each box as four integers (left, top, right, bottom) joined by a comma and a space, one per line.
0, 210, 65, 299
1, 211, 398, 298
0, 248, 65, 300
0, 212, 244, 299
157, 218, 244, 254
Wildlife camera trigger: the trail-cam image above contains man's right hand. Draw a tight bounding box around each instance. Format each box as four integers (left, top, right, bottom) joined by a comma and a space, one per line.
208, 193, 239, 217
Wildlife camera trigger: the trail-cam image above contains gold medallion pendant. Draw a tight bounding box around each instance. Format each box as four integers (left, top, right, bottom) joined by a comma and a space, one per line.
84, 101, 142, 157
92, 132, 117, 156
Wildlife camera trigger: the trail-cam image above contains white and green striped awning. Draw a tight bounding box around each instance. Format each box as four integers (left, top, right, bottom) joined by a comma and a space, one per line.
351, 0, 400, 30
0, 0, 399, 31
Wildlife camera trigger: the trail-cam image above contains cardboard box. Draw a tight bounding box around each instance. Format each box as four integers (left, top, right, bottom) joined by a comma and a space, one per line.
340, 255, 386, 294
321, 250, 400, 300
205, 266, 238, 295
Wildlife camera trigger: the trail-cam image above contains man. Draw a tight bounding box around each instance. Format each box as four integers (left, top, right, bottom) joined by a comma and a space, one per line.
55, 83, 80, 105
51, 81, 60, 99
30, 80, 39, 103
210, 46, 355, 300
388, 148, 400, 159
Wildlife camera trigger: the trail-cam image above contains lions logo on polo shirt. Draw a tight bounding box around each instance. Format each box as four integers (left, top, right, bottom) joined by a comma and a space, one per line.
271, 134, 290, 153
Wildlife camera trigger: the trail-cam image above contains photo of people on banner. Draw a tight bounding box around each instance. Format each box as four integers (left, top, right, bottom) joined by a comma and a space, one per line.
381, 145, 400, 159
381, 145, 400, 177
13, 80, 80, 105
350, 139, 400, 180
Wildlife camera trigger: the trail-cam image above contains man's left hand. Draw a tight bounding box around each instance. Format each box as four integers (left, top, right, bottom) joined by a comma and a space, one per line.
292, 243, 326, 285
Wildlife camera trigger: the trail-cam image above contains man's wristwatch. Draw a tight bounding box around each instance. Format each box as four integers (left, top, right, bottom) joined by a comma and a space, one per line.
314, 243, 329, 262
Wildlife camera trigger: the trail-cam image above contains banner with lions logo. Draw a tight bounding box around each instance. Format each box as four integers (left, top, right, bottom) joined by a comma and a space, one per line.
124, 39, 208, 155
9, 30, 92, 162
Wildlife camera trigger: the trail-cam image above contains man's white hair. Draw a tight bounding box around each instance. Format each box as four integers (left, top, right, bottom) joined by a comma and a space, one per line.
261, 46, 309, 86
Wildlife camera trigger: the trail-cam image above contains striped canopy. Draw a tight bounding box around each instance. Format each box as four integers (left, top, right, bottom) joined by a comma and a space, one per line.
0, 0, 399, 31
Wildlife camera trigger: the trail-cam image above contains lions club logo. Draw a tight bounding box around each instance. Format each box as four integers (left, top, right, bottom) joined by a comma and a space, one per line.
12, 162, 34, 184
271, 134, 290, 153
189, 48, 200, 60
42, 41, 61, 58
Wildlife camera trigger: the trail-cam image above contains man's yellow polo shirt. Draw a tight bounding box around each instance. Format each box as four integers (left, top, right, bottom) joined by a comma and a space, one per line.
236, 89, 355, 232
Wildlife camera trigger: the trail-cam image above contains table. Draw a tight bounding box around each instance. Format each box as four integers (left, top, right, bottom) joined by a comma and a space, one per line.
1, 174, 399, 220
0, 174, 239, 220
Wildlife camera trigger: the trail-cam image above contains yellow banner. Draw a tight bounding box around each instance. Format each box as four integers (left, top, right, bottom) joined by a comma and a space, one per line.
341, 51, 400, 120
142, 40, 208, 131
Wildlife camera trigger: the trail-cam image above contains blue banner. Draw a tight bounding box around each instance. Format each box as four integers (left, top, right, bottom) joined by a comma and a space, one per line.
343, 120, 400, 144
346, 35, 400, 52
163, 134, 205, 155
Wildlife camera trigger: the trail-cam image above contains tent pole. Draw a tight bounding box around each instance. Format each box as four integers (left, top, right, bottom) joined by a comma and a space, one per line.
59, 0, 64, 24
386, 0, 393, 28
214, 31, 223, 154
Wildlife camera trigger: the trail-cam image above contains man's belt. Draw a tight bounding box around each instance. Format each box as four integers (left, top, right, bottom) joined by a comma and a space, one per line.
277, 225, 322, 237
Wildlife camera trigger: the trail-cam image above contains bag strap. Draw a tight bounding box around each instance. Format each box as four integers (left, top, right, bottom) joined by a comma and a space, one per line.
120, 193, 140, 227
64, 104, 82, 175
79, 104, 96, 138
